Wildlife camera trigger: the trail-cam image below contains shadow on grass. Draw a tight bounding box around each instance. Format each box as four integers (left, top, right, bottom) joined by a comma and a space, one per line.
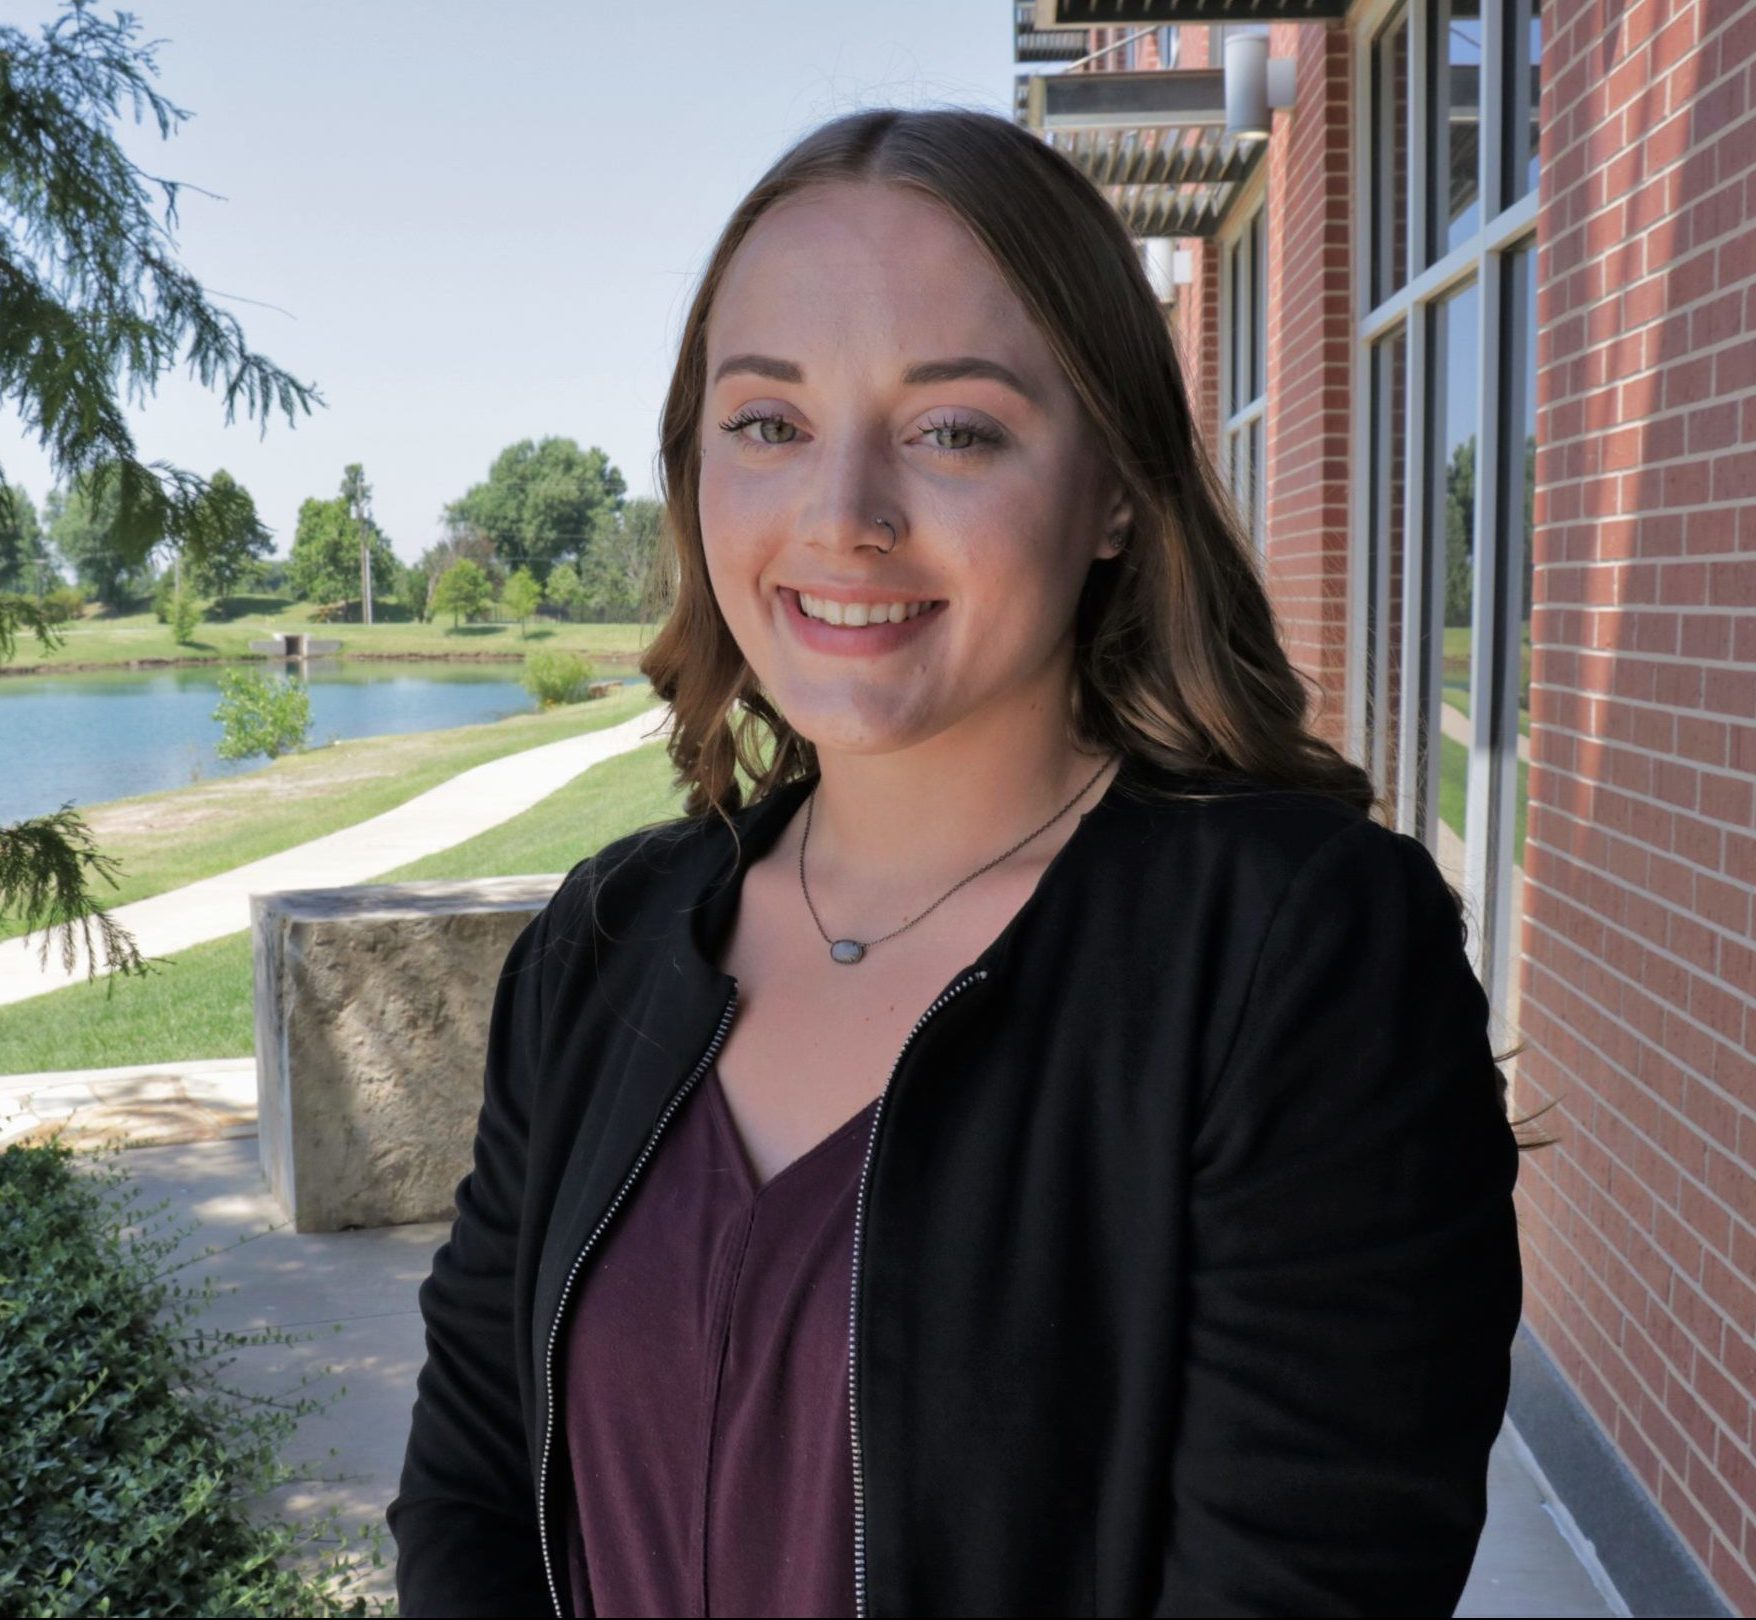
446, 625, 511, 638
205, 595, 294, 620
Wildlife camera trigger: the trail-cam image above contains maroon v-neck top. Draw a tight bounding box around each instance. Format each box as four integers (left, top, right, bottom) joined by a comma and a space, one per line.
560, 1064, 879, 1618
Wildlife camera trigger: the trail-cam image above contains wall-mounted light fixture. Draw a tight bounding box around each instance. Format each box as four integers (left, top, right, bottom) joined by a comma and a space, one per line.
1224, 26, 1296, 141
1138, 240, 1196, 305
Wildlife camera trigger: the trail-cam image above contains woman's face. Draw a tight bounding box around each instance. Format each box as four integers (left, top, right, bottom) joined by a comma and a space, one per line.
697, 180, 1129, 759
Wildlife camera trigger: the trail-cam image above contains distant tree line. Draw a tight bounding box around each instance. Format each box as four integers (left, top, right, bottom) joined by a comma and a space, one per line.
413, 435, 663, 627
4, 435, 666, 631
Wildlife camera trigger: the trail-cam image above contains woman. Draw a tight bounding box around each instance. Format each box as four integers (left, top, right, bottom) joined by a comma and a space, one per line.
390, 107, 1545, 1619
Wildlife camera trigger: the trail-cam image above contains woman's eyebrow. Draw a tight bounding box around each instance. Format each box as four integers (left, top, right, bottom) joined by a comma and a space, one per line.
711, 352, 1040, 405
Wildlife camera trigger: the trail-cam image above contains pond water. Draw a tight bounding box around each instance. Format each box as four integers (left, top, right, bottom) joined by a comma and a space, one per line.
0, 659, 650, 824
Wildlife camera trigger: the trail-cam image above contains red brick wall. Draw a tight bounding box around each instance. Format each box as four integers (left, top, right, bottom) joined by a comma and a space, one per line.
1259, 21, 1355, 756
1169, 26, 1355, 759
1514, 0, 1756, 1609
1170, 240, 1220, 470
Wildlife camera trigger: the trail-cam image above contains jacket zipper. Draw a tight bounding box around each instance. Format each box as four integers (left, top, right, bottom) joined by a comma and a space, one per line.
537, 983, 742, 1619
848, 968, 989, 1620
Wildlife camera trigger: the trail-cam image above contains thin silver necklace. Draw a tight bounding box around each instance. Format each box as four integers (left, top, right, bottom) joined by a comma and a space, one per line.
798, 752, 1119, 965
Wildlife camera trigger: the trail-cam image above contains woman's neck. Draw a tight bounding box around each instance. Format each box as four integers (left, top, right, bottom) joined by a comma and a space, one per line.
792, 729, 1119, 896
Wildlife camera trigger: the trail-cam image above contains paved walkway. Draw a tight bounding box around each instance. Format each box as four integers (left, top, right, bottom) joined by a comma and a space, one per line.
2, 1056, 256, 1151
0, 701, 674, 1008
65, 1127, 1625, 1617
1440, 692, 1533, 763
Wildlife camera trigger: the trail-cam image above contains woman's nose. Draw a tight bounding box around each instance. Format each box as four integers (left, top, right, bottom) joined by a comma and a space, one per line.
799, 433, 897, 558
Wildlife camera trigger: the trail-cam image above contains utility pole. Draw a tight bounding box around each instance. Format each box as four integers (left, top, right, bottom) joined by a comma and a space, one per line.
357, 488, 373, 626
343, 463, 374, 625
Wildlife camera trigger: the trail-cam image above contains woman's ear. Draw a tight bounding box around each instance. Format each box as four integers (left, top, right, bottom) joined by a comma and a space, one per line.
1099, 490, 1135, 560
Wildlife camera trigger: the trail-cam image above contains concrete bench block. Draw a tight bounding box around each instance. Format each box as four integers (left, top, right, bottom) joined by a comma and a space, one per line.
251, 877, 562, 1232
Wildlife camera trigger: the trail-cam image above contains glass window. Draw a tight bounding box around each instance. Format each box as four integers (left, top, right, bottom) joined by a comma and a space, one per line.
1503, 0, 1545, 206
1230, 236, 1244, 409
1251, 209, 1266, 400
1370, 5, 1411, 307
1222, 199, 1269, 559
1250, 417, 1265, 553
1422, 278, 1480, 885
1358, 0, 1545, 1000
1366, 328, 1410, 824
1429, 0, 1485, 261
1487, 237, 1538, 1028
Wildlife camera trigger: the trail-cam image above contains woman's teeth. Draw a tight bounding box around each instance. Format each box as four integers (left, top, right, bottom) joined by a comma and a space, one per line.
797, 592, 937, 627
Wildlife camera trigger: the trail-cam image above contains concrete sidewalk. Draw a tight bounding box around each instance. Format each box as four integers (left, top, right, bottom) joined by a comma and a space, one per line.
65, 1127, 1626, 1619
1, 1056, 256, 1150
0, 701, 673, 1008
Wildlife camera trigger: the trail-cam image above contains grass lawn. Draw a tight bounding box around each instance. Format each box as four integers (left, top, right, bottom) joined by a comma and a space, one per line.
1441, 624, 1531, 707
0, 741, 690, 1074
1438, 731, 1529, 868
1442, 683, 1532, 737
3, 596, 654, 673
0, 685, 665, 944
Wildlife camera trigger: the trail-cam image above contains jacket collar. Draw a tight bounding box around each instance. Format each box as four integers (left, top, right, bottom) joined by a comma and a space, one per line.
668, 748, 1153, 995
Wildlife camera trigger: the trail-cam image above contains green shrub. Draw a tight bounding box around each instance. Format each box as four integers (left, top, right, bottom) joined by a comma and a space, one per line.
41, 584, 86, 625
522, 647, 595, 707
170, 587, 201, 645
212, 668, 312, 761
0, 1138, 389, 1617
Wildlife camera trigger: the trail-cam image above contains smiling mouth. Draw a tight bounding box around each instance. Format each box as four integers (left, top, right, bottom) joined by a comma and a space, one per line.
781, 587, 948, 628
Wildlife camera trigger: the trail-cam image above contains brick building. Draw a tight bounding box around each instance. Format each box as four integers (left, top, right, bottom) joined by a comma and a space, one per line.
1014, 2, 1755, 1612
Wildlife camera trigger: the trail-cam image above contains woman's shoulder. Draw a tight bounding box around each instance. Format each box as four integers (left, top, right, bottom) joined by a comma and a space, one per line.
1118, 761, 1460, 953
538, 787, 783, 962
1112, 756, 1385, 880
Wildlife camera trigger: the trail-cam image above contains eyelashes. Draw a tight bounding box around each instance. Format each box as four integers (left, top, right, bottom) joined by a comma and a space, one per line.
715, 407, 1004, 457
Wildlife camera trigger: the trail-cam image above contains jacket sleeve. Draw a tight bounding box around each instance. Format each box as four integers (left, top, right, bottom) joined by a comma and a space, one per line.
388, 899, 560, 1618
1156, 817, 1524, 1617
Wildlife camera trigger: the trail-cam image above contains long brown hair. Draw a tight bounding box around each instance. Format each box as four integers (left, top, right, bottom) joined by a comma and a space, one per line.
632, 106, 1553, 1149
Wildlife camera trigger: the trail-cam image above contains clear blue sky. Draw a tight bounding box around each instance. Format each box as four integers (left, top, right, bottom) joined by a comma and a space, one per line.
1, 1, 1013, 563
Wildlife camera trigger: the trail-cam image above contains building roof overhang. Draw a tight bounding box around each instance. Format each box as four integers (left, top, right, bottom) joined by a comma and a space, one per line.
1015, 66, 1267, 239
1026, 0, 1349, 24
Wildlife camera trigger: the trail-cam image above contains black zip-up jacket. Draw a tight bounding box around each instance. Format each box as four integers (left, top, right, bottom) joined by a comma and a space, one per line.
388, 750, 1524, 1618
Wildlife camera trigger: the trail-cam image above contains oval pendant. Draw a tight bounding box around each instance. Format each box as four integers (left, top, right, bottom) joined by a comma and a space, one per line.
830, 939, 866, 965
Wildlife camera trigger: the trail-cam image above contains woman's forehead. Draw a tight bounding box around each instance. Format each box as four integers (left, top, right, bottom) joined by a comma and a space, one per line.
709, 185, 1046, 374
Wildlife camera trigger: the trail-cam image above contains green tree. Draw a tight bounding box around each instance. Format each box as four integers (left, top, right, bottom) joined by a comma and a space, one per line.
431, 558, 493, 628
339, 461, 376, 624
0, 0, 320, 982
0, 485, 50, 594
212, 668, 312, 761
288, 473, 395, 613
187, 469, 272, 604
420, 528, 504, 598
45, 473, 151, 611
170, 583, 200, 645
1443, 435, 1477, 630
443, 437, 626, 580
582, 496, 664, 622
150, 565, 176, 624
400, 558, 432, 622
503, 565, 542, 636
544, 559, 584, 623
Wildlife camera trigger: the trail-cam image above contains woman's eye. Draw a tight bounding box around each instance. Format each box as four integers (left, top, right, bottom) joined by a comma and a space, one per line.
714, 409, 1001, 455
717, 409, 797, 448
920, 416, 1002, 455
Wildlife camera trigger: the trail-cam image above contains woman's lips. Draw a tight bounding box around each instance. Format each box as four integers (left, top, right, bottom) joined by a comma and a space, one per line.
779, 587, 947, 657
